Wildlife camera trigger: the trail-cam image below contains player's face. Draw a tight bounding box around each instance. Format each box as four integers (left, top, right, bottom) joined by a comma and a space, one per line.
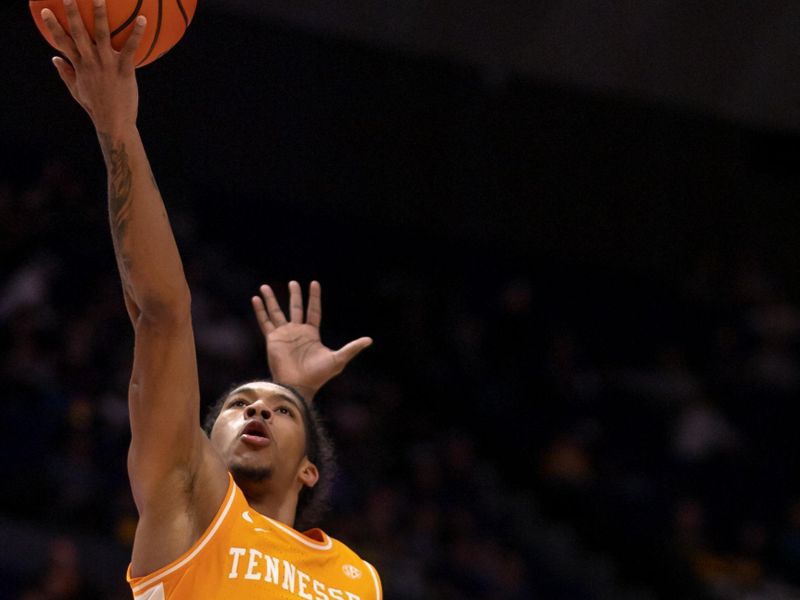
209, 381, 310, 487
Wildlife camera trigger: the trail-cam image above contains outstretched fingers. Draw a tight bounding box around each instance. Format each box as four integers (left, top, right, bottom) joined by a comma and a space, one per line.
120, 16, 147, 71
259, 284, 288, 327
288, 281, 304, 323
51, 56, 78, 97
251, 295, 275, 336
306, 281, 322, 328
92, 0, 112, 58
41, 8, 80, 65
44, 0, 144, 74
63, 0, 94, 59
334, 337, 373, 367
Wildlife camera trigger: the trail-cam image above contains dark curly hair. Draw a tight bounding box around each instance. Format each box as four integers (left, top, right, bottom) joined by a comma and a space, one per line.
202, 380, 336, 531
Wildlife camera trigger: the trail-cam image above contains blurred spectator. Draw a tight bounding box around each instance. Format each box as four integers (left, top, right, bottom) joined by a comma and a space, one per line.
7, 137, 800, 600
18, 538, 100, 600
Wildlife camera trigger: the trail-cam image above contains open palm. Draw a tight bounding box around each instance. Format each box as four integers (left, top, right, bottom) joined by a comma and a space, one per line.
252, 281, 372, 401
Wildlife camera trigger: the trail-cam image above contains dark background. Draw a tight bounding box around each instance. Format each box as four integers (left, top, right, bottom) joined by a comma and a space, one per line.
4, 1, 800, 599
6, 0, 800, 277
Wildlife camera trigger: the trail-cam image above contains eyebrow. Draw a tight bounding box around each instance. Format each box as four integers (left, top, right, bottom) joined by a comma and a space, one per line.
228, 387, 303, 411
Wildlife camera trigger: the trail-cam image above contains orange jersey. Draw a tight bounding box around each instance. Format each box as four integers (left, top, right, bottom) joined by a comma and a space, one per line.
127, 476, 382, 600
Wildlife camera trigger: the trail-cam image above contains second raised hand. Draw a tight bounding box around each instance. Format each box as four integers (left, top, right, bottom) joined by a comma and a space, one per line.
252, 281, 373, 402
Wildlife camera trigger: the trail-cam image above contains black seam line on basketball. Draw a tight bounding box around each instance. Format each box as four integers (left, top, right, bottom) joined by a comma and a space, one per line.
111, 0, 144, 37
175, 0, 189, 26
138, 0, 163, 66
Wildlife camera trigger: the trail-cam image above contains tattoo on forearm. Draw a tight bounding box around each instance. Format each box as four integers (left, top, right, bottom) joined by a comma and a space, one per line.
99, 133, 134, 282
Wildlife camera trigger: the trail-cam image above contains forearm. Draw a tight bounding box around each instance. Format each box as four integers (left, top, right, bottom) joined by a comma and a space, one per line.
283, 383, 317, 404
99, 125, 190, 319
42, 1, 178, 315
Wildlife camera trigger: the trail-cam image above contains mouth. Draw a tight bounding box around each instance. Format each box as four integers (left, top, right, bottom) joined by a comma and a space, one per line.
240, 420, 271, 448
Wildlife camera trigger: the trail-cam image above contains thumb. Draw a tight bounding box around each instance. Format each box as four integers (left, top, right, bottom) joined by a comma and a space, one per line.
52, 56, 78, 97
334, 337, 373, 366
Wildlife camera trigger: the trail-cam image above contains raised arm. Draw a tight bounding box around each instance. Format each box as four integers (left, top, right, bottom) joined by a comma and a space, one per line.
42, 0, 227, 575
252, 280, 373, 401
47, 1, 185, 321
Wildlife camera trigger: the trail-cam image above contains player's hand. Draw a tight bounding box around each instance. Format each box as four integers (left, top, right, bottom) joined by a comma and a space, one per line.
253, 281, 373, 402
41, 0, 146, 134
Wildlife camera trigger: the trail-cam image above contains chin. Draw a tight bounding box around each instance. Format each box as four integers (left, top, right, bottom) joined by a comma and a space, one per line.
230, 464, 272, 484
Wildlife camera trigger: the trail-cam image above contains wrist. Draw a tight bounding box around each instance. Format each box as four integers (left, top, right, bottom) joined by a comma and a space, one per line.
95, 120, 138, 141
278, 382, 318, 404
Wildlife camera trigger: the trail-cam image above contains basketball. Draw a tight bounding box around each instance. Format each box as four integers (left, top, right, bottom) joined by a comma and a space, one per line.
29, 0, 197, 68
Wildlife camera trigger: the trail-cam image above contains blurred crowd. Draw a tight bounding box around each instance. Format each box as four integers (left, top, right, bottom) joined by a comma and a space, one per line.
4, 150, 800, 600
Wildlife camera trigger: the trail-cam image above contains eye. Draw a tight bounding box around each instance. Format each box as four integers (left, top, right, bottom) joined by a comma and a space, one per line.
227, 398, 248, 409
275, 405, 293, 416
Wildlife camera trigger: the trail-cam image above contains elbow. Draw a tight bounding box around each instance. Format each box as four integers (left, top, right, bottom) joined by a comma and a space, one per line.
137, 286, 192, 325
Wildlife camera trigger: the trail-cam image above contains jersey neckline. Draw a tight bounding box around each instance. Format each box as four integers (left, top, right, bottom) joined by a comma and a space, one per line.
262, 513, 334, 550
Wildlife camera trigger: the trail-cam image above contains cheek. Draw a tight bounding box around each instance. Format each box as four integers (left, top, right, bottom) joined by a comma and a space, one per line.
279, 422, 307, 456
294, 429, 311, 458
208, 427, 222, 449
209, 418, 233, 447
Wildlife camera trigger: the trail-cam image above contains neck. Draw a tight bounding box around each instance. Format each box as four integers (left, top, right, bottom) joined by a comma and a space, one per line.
233, 475, 301, 529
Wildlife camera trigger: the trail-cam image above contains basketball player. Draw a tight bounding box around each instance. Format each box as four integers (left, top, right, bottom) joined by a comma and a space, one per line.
40, 1, 381, 597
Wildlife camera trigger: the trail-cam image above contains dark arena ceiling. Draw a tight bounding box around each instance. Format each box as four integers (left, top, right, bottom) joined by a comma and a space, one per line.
208, 0, 800, 132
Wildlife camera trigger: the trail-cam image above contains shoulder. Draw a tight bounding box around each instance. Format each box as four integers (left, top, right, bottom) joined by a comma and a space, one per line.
313, 531, 383, 598
129, 473, 240, 589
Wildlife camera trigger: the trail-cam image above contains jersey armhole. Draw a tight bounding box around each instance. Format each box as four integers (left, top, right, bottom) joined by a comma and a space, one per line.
127, 473, 237, 594
364, 560, 382, 600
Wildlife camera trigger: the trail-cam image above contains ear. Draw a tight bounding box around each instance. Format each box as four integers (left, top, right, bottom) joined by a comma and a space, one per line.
298, 459, 319, 488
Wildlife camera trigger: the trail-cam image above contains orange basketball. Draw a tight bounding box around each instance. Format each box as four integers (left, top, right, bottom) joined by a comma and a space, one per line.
30, 0, 197, 68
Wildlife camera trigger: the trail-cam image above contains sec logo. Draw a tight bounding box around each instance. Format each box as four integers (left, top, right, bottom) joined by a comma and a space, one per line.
342, 564, 362, 579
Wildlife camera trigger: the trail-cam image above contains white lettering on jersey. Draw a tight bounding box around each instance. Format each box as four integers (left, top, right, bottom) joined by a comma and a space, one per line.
228, 547, 246, 578
225, 546, 362, 599
313, 579, 331, 600
282, 559, 297, 593
245, 549, 263, 580
298, 569, 313, 600
265, 554, 279, 583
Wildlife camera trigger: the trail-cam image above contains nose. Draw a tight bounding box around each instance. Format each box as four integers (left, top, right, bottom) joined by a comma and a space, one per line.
245, 403, 271, 421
